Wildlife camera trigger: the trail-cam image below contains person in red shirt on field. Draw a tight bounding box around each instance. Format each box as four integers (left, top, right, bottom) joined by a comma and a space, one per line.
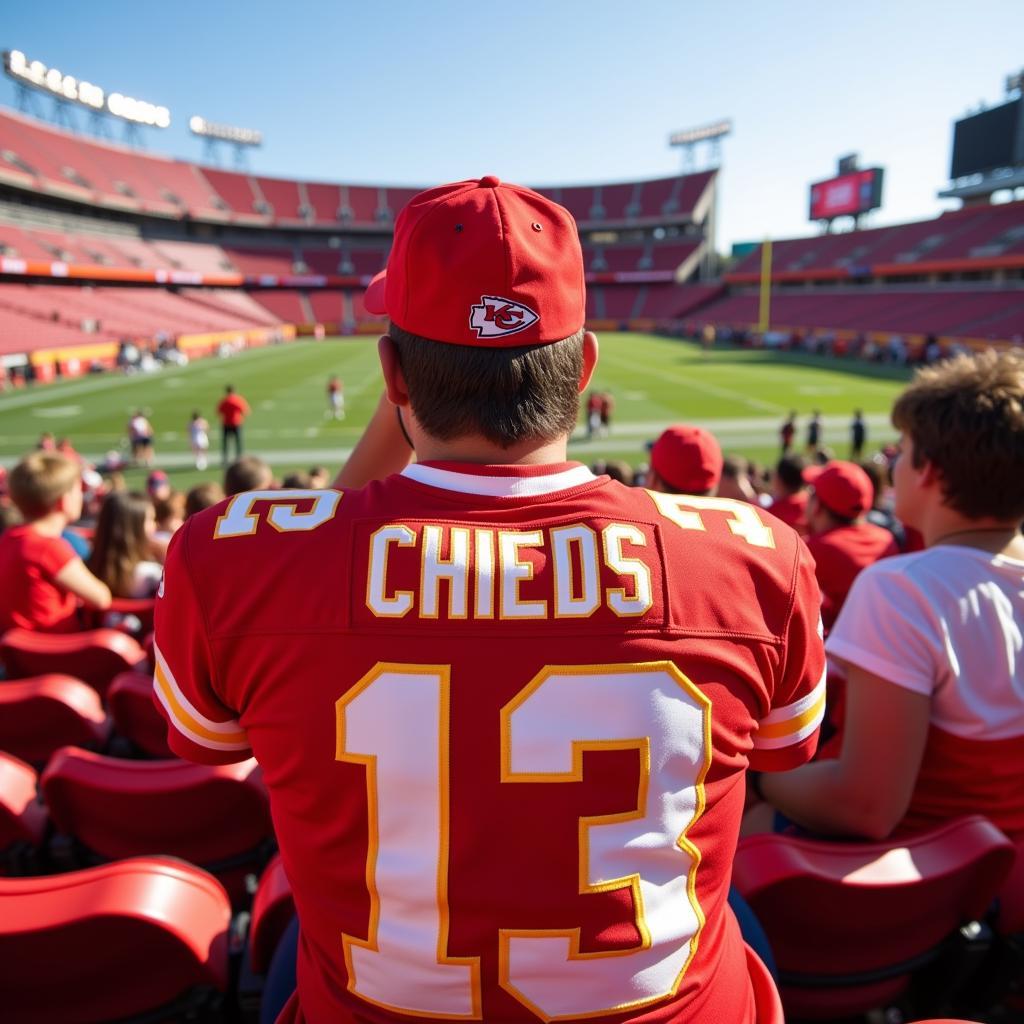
217, 384, 251, 465
0, 451, 111, 633
154, 176, 825, 1024
804, 460, 899, 632
768, 455, 811, 535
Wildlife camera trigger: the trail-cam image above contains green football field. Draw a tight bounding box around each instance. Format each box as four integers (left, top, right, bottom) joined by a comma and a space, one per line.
0, 334, 913, 492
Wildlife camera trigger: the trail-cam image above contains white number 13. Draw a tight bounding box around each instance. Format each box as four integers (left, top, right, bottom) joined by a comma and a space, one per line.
336, 662, 711, 1021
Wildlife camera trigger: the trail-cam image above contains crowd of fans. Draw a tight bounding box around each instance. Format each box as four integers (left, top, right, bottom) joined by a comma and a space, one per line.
0, 173, 1020, 1024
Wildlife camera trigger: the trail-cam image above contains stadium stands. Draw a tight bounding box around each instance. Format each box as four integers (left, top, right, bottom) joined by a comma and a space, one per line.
694, 286, 1024, 340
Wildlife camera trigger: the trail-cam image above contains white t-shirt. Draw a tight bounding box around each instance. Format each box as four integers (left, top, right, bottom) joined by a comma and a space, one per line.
826, 544, 1024, 837
827, 545, 1024, 740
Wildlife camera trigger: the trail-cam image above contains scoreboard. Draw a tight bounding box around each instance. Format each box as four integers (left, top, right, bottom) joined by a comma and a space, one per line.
950, 98, 1024, 179
808, 168, 884, 221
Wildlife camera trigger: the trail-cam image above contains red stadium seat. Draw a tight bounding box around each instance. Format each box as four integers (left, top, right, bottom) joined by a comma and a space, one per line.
41, 746, 272, 864
40, 748, 273, 901
0, 627, 145, 698
107, 670, 173, 757
745, 942, 785, 1024
0, 856, 230, 1023
249, 852, 295, 974
81, 596, 157, 635
733, 816, 1015, 1020
0, 674, 110, 765
0, 751, 48, 864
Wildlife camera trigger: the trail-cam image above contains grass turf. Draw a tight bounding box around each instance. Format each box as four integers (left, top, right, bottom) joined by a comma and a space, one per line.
0, 333, 912, 493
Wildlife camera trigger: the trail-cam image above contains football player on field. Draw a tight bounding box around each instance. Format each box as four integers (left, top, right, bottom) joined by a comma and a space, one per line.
154, 176, 826, 1024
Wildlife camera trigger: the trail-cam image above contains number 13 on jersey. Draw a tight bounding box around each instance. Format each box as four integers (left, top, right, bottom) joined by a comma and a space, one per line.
336, 662, 712, 1021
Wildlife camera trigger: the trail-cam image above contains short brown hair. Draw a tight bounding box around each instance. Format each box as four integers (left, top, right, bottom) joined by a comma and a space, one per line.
224, 456, 274, 497
8, 452, 80, 519
390, 322, 585, 448
185, 482, 224, 518
892, 348, 1024, 520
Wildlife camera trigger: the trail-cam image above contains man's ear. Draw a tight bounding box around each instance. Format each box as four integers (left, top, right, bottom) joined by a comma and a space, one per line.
578, 331, 599, 394
378, 335, 410, 407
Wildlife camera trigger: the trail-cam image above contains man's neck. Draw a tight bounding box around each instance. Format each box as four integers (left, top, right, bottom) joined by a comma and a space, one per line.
923, 507, 1024, 556
412, 434, 571, 467
28, 511, 68, 537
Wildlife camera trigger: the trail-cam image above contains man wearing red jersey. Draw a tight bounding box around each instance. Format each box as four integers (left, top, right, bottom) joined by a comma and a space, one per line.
154, 176, 825, 1024
804, 461, 899, 632
217, 384, 250, 465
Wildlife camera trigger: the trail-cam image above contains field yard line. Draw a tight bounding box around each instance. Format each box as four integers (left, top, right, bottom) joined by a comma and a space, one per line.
597, 349, 786, 414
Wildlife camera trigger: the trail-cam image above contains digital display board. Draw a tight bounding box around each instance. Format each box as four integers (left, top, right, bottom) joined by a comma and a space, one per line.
808, 168, 883, 220
950, 98, 1022, 178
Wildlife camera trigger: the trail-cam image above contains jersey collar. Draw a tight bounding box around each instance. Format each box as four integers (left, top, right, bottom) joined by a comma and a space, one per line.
401, 461, 598, 498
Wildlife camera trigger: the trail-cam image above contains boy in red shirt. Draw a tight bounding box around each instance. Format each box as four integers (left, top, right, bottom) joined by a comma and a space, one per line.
217, 384, 251, 465
0, 452, 111, 632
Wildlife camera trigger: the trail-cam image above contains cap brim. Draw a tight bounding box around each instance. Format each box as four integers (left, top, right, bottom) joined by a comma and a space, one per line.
364, 270, 388, 316
802, 465, 824, 484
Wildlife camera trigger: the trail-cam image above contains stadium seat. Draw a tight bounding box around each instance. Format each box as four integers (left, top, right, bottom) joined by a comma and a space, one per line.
0, 751, 48, 871
107, 670, 174, 757
0, 627, 145, 698
40, 748, 273, 900
0, 856, 230, 1023
745, 942, 785, 1024
0, 674, 110, 765
733, 816, 1016, 1020
81, 596, 157, 635
249, 852, 295, 974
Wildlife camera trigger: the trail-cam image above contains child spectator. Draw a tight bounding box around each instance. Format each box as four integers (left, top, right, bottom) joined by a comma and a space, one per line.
753, 349, 1024, 842
308, 466, 330, 489
0, 452, 111, 632
185, 482, 224, 519
87, 491, 163, 599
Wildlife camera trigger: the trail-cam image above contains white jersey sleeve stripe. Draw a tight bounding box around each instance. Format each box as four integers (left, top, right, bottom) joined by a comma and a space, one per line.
152, 643, 250, 752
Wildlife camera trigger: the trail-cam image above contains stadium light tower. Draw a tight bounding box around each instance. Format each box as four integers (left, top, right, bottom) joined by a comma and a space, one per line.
668, 120, 732, 172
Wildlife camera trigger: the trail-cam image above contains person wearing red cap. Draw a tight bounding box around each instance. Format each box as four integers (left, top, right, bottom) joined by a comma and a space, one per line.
804, 460, 899, 632
648, 424, 723, 496
750, 350, 1024, 844
155, 176, 825, 1024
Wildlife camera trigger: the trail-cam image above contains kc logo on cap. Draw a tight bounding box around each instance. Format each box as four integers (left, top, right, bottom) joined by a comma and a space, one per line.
469, 296, 539, 339
363, 176, 585, 347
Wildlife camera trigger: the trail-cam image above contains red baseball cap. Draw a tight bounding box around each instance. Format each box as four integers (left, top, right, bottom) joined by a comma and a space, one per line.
650, 425, 723, 495
364, 176, 585, 347
811, 461, 874, 519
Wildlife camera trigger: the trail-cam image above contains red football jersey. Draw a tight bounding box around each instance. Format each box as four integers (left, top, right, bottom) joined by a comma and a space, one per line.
0, 525, 78, 633
154, 462, 825, 1024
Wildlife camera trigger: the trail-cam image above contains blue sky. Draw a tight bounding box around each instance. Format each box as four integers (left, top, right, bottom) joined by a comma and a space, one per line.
2, 1, 1023, 249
